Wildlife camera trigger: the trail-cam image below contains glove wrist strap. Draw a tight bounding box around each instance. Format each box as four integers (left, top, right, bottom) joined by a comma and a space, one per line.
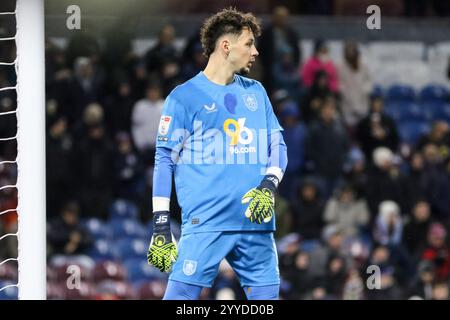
260, 174, 279, 194
153, 211, 171, 233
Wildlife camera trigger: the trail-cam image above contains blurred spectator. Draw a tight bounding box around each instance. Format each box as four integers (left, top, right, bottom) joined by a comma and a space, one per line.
275, 194, 294, 238
402, 152, 427, 213
300, 39, 339, 93
104, 80, 136, 139
46, 111, 74, 218
355, 95, 399, 162
47, 201, 92, 255
291, 179, 325, 240
145, 24, 179, 75
343, 147, 369, 199
373, 200, 403, 246
279, 236, 317, 299
402, 200, 434, 262
420, 222, 450, 282
278, 102, 306, 198
365, 245, 404, 299
103, 17, 139, 90
324, 254, 348, 299
180, 42, 207, 81
366, 147, 406, 216
305, 97, 350, 195
338, 41, 372, 128
432, 282, 449, 300
342, 268, 365, 300
300, 70, 332, 124
417, 121, 450, 159
259, 6, 301, 96
421, 143, 450, 219
72, 116, 114, 219
66, 25, 101, 69
58, 57, 105, 126
323, 183, 370, 239
407, 260, 435, 299
113, 132, 146, 204
131, 82, 164, 165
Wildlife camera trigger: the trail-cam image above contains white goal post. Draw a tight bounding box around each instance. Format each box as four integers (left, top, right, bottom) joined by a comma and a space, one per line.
16, 0, 46, 300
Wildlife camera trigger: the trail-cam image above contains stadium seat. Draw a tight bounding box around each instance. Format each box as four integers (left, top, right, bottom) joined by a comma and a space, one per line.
137, 280, 167, 300
113, 238, 147, 261
420, 84, 449, 103
386, 84, 416, 103
95, 279, 136, 300
60, 281, 96, 300
109, 199, 139, 220
0, 281, 18, 300
93, 260, 127, 283
427, 102, 450, 122
47, 282, 66, 300
398, 120, 431, 145
109, 218, 148, 240
123, 258, 167, 284
82, 218, 113, 240
386, 102, 427, 122
87, 239, 116, 261
48, 255, 95, 282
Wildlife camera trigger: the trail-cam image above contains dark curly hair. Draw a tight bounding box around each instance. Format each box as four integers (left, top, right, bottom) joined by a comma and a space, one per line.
200, 7, 261, 58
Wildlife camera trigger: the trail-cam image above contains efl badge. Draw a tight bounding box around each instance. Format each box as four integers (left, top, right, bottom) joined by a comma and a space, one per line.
158, 116, 172, 135
242, 94, 258, 111
183, 260, 197, 276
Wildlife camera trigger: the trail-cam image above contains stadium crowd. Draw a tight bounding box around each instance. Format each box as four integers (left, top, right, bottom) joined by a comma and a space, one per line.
1, 5, 450, 300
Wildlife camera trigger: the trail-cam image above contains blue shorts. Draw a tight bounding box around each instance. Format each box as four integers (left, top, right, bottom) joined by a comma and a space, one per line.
169, 231, 280, 288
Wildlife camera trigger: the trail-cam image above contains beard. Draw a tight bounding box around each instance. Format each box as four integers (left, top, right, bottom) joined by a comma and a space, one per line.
237, 66, 250, 75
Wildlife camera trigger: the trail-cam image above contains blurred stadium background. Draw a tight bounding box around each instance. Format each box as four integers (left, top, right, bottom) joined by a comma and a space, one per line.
1, 0, 450, 299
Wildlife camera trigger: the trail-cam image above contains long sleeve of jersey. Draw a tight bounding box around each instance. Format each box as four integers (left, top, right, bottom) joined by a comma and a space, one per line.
266, 130, 288, 181
152, 147, 174, 212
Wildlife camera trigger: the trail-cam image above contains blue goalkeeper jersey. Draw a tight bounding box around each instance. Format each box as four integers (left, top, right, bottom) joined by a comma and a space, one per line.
156, 72, 283, 234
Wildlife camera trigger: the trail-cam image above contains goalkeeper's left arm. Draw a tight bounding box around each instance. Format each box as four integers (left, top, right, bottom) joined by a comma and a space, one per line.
148, 147, 178, 272
242, 130, 288, 224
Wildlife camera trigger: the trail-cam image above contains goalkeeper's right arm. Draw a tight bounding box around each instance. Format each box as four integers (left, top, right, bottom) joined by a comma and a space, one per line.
148, 147, 178, 272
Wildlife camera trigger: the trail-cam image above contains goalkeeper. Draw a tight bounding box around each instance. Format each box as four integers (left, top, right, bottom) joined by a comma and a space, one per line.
148, 8, 288, 300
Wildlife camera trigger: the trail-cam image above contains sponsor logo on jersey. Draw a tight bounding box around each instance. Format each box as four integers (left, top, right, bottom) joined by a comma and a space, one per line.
223, 118, 256, 154
158, 116, 172, 135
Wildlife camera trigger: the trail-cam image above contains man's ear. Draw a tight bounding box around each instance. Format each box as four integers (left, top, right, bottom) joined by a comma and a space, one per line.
220, 38, 231, 56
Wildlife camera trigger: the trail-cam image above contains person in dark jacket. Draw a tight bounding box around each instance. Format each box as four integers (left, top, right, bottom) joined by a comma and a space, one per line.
305, 96, 350, 196
356, 95, 399, 162
47, 201, 92, 255
258, 6, 301, 95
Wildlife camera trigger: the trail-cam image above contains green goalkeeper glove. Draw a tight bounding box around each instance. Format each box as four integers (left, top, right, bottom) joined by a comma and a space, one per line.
147, 211, 178, 272
241, 175, 279, 224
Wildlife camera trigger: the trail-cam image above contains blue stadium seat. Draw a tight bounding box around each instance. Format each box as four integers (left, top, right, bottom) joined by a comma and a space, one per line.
87, 239, 116, 261
0, 281, 18, 300
113, 238, 147, 261
427, 102, 450, 122
386, 84, 416, 103
123, 258, 167, 285
384, 102, 426, 123
109, 218, 148, 240
82, 218, 112, 240
398, 120, 430, 145
419, 84, 449, 103
109, 199, 139, 220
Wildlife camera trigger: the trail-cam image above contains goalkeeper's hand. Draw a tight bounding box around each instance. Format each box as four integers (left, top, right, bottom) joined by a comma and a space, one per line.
147, 211, 178, 272
241, 175, 279, 224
